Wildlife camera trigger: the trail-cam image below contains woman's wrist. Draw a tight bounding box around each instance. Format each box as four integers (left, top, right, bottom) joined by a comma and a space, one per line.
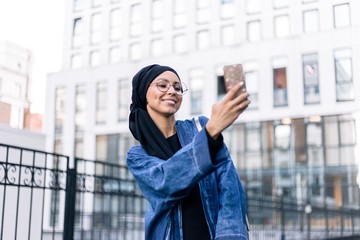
205, 123, 221, 140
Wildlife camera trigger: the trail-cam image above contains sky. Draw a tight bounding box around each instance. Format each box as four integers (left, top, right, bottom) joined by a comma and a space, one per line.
0, 0, 65, 114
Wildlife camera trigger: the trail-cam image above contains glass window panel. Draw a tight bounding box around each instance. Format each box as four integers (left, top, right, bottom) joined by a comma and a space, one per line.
152, 0, 165, 32
72, 18, 83, 48
273, 67, 288, 106
220, 0, 235, 19
151, 38, 164, 57
173, 0, 187, 28
334, 48, 353, 101
197, 30, 210, 50
118, 78, 129, 121
196, 0, 211, 24
129, 43, 142, 61
109, 46, 121, 63
303, 53, 320, 104
246, 0, 262, 14
173, 34, 187, 54
96, 81, 107, 124
339, 119, 355, 145
73, 0, 82, 12
90, 50, 101, 67
130, 4, 143, 36
110, 8, 122, 41
221, 25, 235, 46
273, 0, 289, 9
91, 13, 102, 45
303, 9, 319, 33
275, 124, 291, 149
247, 20, 261, 42
274, 15, 290, 38
96, 135, 108, 161
71, 54, 82, 69
92, 0, 101, 7
189, 69, 204, 114
333, 3, 350, 28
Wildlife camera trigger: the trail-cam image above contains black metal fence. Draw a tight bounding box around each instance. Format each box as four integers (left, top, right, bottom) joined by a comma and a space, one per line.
1, 143, 360, 240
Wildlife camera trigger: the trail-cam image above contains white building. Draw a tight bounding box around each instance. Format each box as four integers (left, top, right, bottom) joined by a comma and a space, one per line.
45, 0, 360, 235
0, 40, 33, 129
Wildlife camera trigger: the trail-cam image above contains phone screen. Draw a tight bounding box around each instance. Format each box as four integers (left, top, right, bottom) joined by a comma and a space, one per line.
223, 64, 246, 92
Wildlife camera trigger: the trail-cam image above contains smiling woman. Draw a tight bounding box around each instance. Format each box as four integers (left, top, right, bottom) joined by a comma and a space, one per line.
126, 64, 251, 240
0, 0, 64, 114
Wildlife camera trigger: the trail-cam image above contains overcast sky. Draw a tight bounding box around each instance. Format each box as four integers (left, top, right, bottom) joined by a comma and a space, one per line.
0, 0, 65, 114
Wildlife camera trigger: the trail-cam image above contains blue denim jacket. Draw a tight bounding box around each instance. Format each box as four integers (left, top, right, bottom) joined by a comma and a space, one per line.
127, 116, 248, 240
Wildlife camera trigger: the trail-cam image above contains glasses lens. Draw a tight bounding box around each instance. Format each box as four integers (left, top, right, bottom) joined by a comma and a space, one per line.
155, 80, 188, 95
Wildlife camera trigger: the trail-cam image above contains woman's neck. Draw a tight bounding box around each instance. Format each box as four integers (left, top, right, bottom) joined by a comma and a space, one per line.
150, 114, 176, 138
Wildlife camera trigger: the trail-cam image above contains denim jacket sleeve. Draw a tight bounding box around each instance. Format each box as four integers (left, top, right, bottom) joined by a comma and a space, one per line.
196, 116, 248, 239
214, 152, 248, 239
126, 126, 227, 213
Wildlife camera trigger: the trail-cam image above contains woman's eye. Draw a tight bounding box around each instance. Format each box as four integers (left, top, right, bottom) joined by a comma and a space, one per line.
158, 84, 168, 88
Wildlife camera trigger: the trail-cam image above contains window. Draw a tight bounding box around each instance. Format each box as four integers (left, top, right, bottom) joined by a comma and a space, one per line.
221, 25, 235, 46
333, 3, 350, 28
92, 0, 101, 8
118, 78, 129, 121
197, 30, 210, 50
90, 50, 101, 67
151, 38, 164, 57
245, 0, 262, 14
72, 18, 82, 48
220, 0, 235, 19
173, 34, 187, 54
274, 15, 290, 38
110, 8, 122, 41
129, 42, 142, 61
196, 0, 211, 24
334, 48, 353, 101
243, 62, 259, 109
173, 0, 187, 28
54, 86, 65, 157
109, 46, 121, 63
272, 58, 288, 107
74, 133, 84, 158
130, 4, 143, 37
96, 81, 107, 124
273, 0, 289, 9
151, 0, 165, 32
303, 9, 319, 33
90, 13, 102, 45
71, 53, 82, 69
73, 0, 82, 12
189, 69, 204, 115
303, 53, 320, 104
75, 84, 86, 132
74, 84, 86, 158
247, 20, 261, 42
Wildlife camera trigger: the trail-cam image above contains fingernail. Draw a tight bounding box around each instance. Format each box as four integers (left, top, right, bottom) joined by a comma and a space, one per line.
239, 81, 244, 86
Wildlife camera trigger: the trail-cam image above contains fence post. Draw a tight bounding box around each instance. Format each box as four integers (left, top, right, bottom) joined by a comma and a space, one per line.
63, 168, 76, 240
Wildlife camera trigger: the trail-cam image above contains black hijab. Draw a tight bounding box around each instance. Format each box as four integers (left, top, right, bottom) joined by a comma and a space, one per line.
129, 64, 181, 159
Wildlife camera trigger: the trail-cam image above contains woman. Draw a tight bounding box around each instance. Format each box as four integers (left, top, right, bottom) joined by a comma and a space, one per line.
127, 64, 250, 239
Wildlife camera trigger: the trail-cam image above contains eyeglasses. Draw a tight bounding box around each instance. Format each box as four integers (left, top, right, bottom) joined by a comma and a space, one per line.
150, 79, 188, 96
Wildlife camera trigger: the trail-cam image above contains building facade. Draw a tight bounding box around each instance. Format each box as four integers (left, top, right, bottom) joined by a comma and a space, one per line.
45, 0, 360, 235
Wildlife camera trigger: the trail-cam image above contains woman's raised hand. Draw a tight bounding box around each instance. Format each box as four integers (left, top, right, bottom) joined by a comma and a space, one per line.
206, 81, 250, 139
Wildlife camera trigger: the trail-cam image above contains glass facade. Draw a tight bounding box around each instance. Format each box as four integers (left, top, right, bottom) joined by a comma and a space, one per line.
224, 114, 359, 210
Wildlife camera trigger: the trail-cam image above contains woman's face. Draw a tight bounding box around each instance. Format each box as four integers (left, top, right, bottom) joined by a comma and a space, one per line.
146, 71, 183, 118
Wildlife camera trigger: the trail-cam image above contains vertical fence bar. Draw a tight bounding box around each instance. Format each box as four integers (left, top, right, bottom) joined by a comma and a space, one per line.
0, 146, 9, 240
63, 167, 76, 240
14, 148, 23, 240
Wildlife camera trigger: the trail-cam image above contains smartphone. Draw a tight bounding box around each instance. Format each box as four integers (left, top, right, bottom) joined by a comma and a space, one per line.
223, 64, 246, 93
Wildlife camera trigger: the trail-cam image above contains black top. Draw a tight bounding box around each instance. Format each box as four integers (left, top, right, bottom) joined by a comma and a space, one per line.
166, 130, 223, 240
